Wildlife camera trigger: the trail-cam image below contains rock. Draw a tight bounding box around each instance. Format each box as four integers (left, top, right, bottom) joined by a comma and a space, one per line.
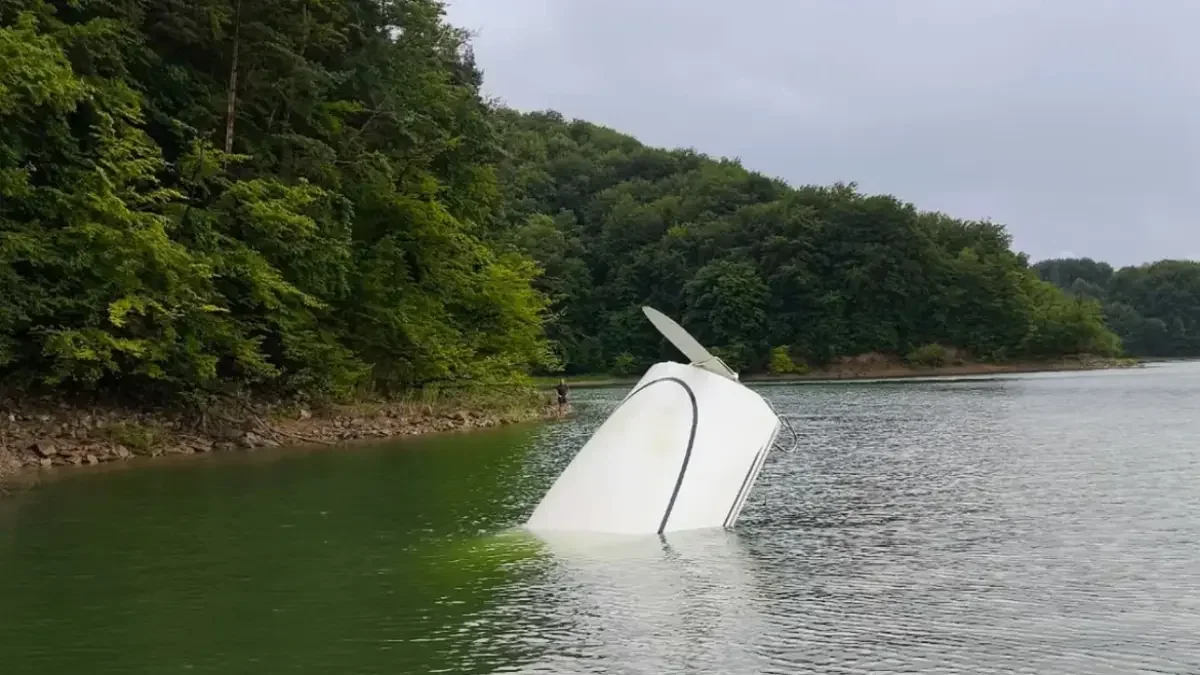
182, 437, 213, 453
298, 408, 312, 421
38, 457, 52, 468
1, 456, 20, 474
85, 454, 99, 465
214, 427, 241, 442
213, 441, 235, 453
239, 431, 279, 449
112, 445, 133, 460
29, 441, 56, 458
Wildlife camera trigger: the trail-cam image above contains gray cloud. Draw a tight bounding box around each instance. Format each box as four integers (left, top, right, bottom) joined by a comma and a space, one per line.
444, 0, 1200, 265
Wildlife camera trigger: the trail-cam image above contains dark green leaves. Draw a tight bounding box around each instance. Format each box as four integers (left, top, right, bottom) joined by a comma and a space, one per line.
493, 113, 1123, 372
0, 1, 553, 402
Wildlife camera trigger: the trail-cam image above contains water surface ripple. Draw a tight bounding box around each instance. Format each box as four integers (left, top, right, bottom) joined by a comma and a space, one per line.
2, 364, 1200, 673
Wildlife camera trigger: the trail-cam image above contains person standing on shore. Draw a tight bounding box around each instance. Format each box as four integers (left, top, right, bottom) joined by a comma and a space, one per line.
555, 378, 569, 415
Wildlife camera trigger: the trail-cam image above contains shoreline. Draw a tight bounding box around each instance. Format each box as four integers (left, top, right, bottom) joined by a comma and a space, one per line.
0, 392, 562, 487
538, 356, 1142, 389
1, 356, 1140, 488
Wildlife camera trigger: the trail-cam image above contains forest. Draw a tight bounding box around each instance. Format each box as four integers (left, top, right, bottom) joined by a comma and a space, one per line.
0, 0, 1145, 407
0, 0, 555, 404
492, 109, 1120, 374
1034, 258, 1200, 358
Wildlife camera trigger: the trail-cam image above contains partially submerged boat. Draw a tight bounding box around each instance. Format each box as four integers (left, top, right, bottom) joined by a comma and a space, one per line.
525, 306, 794, 535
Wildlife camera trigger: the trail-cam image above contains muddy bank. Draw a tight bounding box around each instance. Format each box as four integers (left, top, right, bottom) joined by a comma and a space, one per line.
0, 394, 562, 484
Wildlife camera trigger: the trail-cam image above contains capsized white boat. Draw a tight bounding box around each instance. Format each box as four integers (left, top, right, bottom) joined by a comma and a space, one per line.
525, 306, 796, 535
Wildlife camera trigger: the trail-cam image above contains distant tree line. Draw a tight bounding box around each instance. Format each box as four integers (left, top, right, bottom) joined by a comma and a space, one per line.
1034, 258, 1200, 357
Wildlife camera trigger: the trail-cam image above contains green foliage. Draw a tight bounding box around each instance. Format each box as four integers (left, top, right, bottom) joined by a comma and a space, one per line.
906, 343, 950, 368
0, 0, 553, 403
768, 346, 807, 375
1035, 258, 1114, 291
610, 353, 639, 377
1020, 278, 1121, 358
1037, 257, 1200, 357
493, 112, 1122, 373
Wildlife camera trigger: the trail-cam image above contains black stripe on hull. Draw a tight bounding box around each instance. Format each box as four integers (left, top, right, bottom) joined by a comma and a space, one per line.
610, 377, 699, 535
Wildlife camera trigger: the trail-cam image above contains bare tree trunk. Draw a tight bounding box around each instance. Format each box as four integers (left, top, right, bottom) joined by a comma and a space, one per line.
224, 0, 242, 154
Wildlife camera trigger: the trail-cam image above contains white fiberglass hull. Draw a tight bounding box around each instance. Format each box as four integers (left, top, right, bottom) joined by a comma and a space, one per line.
525, 361, 780, 535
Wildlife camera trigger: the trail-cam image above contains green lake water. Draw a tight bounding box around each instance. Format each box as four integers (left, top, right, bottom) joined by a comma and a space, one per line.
3, 363, 1200, 673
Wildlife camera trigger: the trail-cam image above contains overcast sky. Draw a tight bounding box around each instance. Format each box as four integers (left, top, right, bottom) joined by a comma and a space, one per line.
443, 0, 1199, 266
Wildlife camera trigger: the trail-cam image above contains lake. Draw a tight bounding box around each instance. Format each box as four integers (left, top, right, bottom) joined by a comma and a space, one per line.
2, 362, 1200, 674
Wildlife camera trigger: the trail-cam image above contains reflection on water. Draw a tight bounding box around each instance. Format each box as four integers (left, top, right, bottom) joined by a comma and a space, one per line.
3, 364, 1200, 673
475, 529, 768, 674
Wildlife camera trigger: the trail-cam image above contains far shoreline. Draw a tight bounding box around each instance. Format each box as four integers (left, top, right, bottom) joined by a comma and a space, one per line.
538, 356, 1143, 390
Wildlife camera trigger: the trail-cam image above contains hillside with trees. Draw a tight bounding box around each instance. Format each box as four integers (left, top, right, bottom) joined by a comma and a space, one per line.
0, 0, 1126, 411
0, 0, 554, 406
491, 110, 1119, 375
1035, 258, 1200, 357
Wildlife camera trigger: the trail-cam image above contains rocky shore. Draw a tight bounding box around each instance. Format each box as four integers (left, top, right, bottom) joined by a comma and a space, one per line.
0, 355, 1138, 486
0, 394, 561, 485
